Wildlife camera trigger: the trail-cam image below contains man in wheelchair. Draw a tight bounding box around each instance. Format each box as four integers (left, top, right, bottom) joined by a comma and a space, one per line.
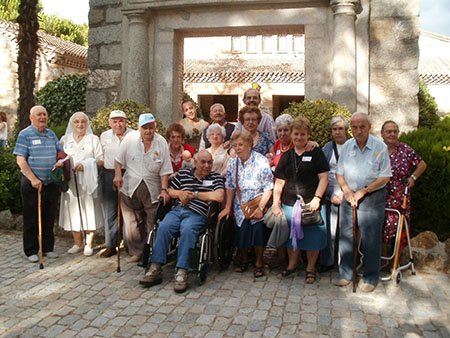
140, 150, 225, 293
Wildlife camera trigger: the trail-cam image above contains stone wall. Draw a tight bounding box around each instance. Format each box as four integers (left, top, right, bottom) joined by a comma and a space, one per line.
368, 0, 420, 133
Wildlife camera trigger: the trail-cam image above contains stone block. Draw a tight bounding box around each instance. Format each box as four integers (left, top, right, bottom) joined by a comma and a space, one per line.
0, 210, 14, 230
89, 8, 104, 25
89, 24, 122, 45
86, 90, 107, 114
106, 7, 123, 23
100, 44, 122, 66
370, 0, 420, 18
91, 0, 122, 6
411, 231, 440, 249
88, 46, 99, 68
87, 69, 121, 89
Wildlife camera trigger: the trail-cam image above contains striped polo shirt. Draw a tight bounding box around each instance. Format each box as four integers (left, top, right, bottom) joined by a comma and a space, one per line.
14, 125, 62, 184
170, 168, 224, 218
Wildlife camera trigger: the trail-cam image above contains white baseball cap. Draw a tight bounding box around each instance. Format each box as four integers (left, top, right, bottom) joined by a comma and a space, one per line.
109, 110, 127, 119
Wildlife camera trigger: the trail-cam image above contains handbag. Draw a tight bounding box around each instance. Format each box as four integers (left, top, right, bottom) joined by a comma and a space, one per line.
235, 160, 265, 220
301, 203, 323, 226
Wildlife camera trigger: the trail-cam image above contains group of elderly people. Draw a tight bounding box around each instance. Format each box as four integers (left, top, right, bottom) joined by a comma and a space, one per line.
14, 88, 426, 294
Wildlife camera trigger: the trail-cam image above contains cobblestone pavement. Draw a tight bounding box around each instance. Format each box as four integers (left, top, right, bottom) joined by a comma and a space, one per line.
0, 230, 449, 338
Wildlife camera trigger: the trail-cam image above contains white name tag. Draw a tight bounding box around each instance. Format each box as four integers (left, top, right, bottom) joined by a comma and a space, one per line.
349, 151, 356, 157
203, 180, 213, 186
302, 156, 312, 162
32, 139, 41, 145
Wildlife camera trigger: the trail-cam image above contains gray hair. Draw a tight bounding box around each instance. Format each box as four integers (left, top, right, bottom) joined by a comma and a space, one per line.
210, 103, 226, 113
206, 123, 226, 139
274, 114, 293, 129
330, 116, 349, 129
351, 112, 371, 125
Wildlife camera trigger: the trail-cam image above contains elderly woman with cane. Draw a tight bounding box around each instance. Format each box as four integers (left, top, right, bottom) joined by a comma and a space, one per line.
59, 112, 104, 256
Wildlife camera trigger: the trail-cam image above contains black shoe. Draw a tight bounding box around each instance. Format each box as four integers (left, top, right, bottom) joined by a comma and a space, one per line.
100, 247, 116, 258
317, 265, 334, 273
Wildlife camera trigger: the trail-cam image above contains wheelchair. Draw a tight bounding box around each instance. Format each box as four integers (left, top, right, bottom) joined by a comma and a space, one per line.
141, 198, 234, 285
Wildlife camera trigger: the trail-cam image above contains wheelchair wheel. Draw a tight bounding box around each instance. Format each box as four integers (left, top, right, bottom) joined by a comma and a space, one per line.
197, 232, 211, 285
214, 217, 235, 271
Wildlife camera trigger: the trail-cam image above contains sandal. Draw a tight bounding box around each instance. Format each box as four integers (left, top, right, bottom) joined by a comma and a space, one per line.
234, 262, 248, 273
254, 266, 265, 278
279, 268, 296, 278
305, 271, 316, 284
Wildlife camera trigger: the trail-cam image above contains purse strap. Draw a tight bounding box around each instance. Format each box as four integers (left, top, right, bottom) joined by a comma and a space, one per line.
332, 140, 339, 161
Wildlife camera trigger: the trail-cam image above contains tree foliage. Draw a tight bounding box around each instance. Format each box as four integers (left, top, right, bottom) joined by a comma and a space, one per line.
418, 80, 440, 128
35, 74, 87, 128
0, 0, 88, 46
282, 99, 352, 146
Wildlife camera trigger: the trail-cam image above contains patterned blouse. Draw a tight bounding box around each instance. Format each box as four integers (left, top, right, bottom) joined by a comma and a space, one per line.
225, 151, 273, 227
383, 142, 422, 243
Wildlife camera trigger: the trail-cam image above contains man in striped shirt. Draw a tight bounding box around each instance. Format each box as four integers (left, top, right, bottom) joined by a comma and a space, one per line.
14, 105, 63, 263
140, 150, 225, 293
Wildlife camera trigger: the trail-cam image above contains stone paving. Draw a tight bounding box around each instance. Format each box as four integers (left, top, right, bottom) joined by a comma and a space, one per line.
0, 230, 449, 338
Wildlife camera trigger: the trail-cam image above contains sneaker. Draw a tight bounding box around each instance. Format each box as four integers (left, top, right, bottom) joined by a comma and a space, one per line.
127, 255, 142, 263
100, 247, 117, 258
44, 251, 59, 259
174, 268, 188, 293
333, 278, 352, 287
67, 245, 82, 254
84, 246, 94, 256
360, 282, 376, 293
28, 254, 39, 263
139, 264, 163, 287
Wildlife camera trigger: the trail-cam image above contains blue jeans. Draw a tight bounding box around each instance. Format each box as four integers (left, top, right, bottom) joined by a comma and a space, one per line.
338, 188, 386, 285
151, 205, 206, 270
103, 170, 119, 248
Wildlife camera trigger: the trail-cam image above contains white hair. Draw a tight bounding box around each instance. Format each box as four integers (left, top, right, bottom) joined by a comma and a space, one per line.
206, 123, 226, 139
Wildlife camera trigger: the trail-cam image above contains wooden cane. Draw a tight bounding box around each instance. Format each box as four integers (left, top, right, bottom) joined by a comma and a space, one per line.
352, 205, 358, 292
72, 169, 86, 246
38, 187, 44, 269
117, 190, 122, 273
391, 186, 409, 280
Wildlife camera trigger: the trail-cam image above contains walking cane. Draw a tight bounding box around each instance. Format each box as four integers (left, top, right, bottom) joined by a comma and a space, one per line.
352, 205, 358, 293
391, 186, 409, 280
117, 190, 122, 273
72, 169, 86, 246
38, 186, 44, 269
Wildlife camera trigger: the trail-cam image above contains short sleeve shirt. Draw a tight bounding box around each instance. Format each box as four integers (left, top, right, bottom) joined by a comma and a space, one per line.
14, 125, 62, 184
100, 128, 133, 169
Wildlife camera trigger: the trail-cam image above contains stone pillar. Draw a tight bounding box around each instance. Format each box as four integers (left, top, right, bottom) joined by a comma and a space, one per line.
331, 0, 361, 112
125, 11, 149, 104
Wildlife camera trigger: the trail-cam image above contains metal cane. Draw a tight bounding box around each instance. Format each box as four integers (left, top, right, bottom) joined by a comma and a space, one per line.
117, 190, 122, 273
72, 169, 86, 246
38, 187, 44, 269
391, 186, 409, 281
352, 205, 358, 293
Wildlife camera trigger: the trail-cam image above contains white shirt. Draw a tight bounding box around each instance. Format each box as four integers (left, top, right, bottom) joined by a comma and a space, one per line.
116, 131, 173, 201
100, 128, 133, 169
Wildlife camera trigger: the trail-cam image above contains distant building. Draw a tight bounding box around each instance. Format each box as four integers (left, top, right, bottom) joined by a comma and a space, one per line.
0, 19, 87, 133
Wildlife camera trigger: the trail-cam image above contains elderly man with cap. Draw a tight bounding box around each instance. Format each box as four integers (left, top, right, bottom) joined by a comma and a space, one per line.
99, 110, 133, 258
113, 113, 173, 263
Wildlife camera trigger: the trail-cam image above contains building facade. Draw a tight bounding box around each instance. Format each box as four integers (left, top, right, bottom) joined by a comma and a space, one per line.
87, 0, 420, 132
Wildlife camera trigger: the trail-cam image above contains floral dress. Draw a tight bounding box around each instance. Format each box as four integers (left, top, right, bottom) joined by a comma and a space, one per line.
383, 142, 422, 243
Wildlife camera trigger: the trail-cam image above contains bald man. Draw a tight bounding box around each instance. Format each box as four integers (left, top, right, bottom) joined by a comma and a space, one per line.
14, 105, 63, 263
140, 150, 225, 293
335, 112, 392, 292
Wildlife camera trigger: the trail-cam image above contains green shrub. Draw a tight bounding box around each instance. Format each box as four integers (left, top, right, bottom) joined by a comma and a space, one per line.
282, 99, 352, 146
91, 100, 166, 137
36, 74, 87, 128
418, 80, 440, 128
399, 117, 450, 240
0, 147, 21, 212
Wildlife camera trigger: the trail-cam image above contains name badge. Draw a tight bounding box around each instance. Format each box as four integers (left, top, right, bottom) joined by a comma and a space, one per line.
32, 139, 41, 145
302, 156, 312, 162
349, 151, 356, 157
203, 180, 213, 186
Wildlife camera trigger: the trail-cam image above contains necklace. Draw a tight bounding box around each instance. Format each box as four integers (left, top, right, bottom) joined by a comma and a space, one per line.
280, 140, 292, 153
294, 153, 302, 173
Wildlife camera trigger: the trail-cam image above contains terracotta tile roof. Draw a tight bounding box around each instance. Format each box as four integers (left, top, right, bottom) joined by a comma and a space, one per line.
0, 19, 87, 71
419, 31, 450, 85
184, 58, 304, 83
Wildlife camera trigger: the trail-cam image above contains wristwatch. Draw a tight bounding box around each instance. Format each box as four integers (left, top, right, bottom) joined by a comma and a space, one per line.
194, 191, 199, 199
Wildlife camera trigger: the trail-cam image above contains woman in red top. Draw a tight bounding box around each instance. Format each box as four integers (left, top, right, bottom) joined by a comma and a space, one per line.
267, 114, 294, 170
166, 123, 196, 173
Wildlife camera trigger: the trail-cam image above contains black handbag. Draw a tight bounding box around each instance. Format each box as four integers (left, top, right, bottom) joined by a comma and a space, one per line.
301, 203, 324, 226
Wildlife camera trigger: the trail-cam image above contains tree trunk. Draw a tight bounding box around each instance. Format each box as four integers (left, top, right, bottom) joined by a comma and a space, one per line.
16, 0, 39, 132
